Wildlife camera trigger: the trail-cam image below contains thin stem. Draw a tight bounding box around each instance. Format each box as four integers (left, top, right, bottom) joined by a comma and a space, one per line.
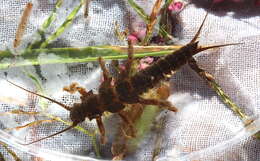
187, 58, 260, 138
127, 0, 173, 40
40, 1, 83, 48
188, 58, 249, 122
27, 0, 63, 49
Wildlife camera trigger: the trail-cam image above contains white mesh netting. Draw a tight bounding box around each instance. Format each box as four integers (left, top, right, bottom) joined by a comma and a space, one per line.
0, 0, 259, 161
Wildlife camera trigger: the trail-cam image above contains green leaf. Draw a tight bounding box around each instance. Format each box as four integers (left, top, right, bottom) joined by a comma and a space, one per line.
127, 0, 150, 22
0, 45, 180, 69
40, 1, 83, 48
28, 0, 63, 49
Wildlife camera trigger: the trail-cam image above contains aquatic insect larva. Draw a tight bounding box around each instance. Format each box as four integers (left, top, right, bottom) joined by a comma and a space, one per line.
7, 14, 237, 145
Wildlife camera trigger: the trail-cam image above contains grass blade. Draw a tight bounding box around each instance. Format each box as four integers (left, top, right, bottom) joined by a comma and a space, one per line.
41, 0, 63, 31
28, 0, 63, 49
127, 0, 149, 22
187, 58, 260, 139
0, 45, 181, 69
39, 1, 83, 48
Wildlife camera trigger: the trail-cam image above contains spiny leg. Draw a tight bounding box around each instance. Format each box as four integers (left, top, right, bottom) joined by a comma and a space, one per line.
118, 111, 136, 137
138, 97, 178, 112
63, 82, 93, 101
98, 57, 111, 81
96, 116, 107, 144
63, 82, 82, 94
125, 40, 134, 76
119, 40, 134, 79
111, 60, 120, 77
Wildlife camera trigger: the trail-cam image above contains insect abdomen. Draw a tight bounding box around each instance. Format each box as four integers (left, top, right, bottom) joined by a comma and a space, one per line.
131, 42, 199, 95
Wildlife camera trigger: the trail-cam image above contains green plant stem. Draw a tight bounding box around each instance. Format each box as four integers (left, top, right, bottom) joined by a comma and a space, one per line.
187, 58, 257, 129
188, 58, 260, 139
39, 1, 83, 48
0, 45, 180, 69
127, 0, 149, 23
28, 0, 63, 49
41, 0, 63, 31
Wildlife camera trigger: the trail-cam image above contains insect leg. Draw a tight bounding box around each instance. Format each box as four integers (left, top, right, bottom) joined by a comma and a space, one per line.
138, 97, 178, 112
124, 40, 134, 77
118, 112, 136, 137
111, 60, 120, 76
98, 57, 111, 81
118, 40, 134, 79
96, 116, 107, 144
63, 82, 93, 101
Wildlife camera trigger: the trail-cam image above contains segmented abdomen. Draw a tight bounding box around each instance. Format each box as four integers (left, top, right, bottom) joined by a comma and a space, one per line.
131, 42, 199, 95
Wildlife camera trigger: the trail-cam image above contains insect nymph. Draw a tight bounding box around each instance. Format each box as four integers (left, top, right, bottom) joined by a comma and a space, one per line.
8, 14, 235, 145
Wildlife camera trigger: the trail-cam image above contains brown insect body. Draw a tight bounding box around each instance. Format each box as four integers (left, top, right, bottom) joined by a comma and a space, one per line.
130, 42, 198, 96
8, 14, 237, 145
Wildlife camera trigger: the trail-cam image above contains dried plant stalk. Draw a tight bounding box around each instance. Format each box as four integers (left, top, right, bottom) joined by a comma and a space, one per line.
0, 109, 39, 116
5, 119, 56, 131
13, 2, 33, 48
127, 0, 173, 40
114, 21, 128, 41
84, 0, 92, 18
0, 141, 22, 161
142, 0, 163, 45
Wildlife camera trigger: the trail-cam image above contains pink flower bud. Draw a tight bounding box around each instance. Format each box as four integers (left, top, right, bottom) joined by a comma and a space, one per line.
128, 29, 147, 44
168, 2, 183, 12
127, 34, 138, 44
140, 57, 154, 64
138, 57, 154, 70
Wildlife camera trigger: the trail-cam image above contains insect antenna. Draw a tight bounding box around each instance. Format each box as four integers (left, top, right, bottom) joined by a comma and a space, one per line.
6, 80, 71, 111
21, 123, 77, 145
